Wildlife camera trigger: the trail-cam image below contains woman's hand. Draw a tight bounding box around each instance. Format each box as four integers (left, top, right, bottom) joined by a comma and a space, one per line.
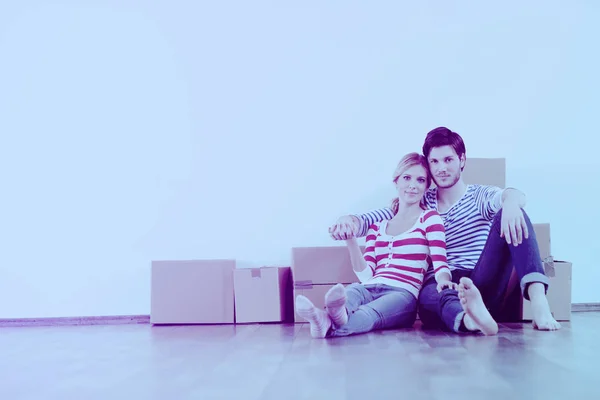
436, 280, 457, 292
328, 215, 359, 240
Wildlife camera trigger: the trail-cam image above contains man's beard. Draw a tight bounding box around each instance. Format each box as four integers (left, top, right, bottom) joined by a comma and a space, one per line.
433, 174, 459, 188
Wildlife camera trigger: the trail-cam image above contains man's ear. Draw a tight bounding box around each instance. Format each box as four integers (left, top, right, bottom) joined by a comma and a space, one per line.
460, 154, 466, 171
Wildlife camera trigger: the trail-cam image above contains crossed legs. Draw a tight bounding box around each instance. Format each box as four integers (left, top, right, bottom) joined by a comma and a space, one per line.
296, 283, 417, 338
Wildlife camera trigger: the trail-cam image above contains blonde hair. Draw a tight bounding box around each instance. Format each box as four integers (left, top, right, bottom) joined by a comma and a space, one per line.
390, 152, 431, 214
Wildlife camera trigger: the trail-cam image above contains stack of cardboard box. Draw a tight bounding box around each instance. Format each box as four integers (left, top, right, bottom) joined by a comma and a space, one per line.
150, 261, 293, 325
291, 246, 362, 322
149, 158, 572, 325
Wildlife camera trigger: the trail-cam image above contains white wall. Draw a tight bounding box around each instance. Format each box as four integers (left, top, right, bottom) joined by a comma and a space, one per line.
1, 1, 598, 318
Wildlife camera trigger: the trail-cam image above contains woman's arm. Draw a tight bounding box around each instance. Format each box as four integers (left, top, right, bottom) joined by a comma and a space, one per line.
329, 208, 394, 240
423, 211, 453, 290
346, 238, 369, 273
353, 208, 394, 237
345, 225, 379, 282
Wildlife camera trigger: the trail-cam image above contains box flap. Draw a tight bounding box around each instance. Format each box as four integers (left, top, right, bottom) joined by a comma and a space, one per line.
543, 256, 555, 277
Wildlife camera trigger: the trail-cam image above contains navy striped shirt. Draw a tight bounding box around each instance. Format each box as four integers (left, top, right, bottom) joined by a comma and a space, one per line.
354, 184, 503, 272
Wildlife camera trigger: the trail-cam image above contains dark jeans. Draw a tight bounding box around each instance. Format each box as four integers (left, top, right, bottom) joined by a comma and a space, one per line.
418, 208, 549, 332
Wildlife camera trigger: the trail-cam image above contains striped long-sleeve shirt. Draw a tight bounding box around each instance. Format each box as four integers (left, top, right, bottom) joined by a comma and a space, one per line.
354, 184, 503, 274
355, 209, 451, 299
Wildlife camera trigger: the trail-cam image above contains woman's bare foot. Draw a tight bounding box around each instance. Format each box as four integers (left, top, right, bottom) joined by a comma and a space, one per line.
528, 286, 561, 331
458, 277, 498, 336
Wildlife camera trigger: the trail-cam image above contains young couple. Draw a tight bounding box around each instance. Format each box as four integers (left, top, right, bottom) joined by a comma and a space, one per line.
295, 127, 561, 338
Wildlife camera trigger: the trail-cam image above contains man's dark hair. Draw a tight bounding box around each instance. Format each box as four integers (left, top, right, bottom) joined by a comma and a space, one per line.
422, 126, 466, 160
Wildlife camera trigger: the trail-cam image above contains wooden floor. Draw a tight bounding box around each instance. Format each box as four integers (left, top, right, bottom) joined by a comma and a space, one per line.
2, 313, 600, 400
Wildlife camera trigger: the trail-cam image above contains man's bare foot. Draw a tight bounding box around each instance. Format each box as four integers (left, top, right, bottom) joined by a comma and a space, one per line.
530, 296, 561, 331
458, 277, 498, 336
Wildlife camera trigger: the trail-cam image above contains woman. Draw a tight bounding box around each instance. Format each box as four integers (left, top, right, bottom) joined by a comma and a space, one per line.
295, 152, 454, 338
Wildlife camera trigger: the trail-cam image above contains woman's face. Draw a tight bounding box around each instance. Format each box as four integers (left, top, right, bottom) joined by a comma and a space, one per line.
395, 164, 428, 205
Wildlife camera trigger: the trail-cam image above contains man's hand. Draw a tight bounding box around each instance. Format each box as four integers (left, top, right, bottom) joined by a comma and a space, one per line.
500, 202, 529, 246
436, 280, 457, 292
328, 215, 359, 240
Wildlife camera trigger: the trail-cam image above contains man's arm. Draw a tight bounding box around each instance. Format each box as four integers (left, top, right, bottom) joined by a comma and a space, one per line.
474, 185, 529, 245
329, 207, 394, 240
501, 187, 526, 208
500, 187, 529, 245
475, 185, 526, 219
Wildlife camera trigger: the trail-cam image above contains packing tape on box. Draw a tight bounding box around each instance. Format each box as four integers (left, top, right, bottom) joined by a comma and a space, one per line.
543, 256, 555, 277
294, 280, 313, 289
251, 268, 262, 278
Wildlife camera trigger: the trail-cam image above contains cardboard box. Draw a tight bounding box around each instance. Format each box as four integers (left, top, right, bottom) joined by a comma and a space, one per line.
532, 223, 550, 261
150, 259, 235, 325
234, 266, 293, 323
291, 246, 362, 286
461, 157, 506, 188
522, 261, 572, 321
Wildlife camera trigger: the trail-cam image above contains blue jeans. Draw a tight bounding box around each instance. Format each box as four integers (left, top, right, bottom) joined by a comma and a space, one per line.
328, 283, 417, 337
418, 208, 550, 332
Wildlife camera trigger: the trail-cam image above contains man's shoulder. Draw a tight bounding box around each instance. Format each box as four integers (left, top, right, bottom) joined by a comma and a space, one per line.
467, 184, 504, 204
424, 188, 437, 205
468, 184, 503, 193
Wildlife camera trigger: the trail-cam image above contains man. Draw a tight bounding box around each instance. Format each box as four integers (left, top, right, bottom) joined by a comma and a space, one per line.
329, 127, 560, 334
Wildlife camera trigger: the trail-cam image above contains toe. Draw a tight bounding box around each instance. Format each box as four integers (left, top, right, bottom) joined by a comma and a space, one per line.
460, 277, 474, 289
553, 321, 562, 330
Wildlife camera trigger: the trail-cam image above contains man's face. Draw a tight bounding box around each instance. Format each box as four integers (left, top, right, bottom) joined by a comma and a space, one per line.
427, 145, 465, 188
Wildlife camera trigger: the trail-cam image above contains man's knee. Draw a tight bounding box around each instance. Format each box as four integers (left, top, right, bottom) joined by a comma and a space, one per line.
438, 287, 459, 307
492, 207, 533, 225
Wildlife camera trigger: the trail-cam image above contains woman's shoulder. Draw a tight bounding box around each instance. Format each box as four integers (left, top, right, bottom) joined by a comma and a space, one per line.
419, 208, 442, 224
367, 220, 385, 232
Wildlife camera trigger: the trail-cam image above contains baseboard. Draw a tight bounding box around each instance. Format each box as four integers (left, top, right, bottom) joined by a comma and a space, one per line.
2, 304, 599, 327
572, 303, 600, 313
0, 315, 150, 328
